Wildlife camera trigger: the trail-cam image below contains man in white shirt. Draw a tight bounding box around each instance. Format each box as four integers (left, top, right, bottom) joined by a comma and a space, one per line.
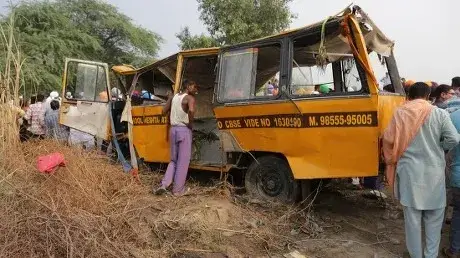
154, 80, 198, 196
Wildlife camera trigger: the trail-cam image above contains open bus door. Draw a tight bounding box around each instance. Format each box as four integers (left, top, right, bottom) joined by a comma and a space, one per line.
60, 59, 111, 140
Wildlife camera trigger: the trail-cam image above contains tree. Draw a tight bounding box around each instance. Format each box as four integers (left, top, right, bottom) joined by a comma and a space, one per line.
1, 0, 162, 93
60, 0, 162, 65
176, 27, 218, 50
177, 0, 295, 50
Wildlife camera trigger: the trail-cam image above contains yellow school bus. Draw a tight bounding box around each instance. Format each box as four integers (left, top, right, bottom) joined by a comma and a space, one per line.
60, 5, 405, 203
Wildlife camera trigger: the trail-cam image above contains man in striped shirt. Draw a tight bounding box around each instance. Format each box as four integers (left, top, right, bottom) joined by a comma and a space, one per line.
44, 100, 68, 141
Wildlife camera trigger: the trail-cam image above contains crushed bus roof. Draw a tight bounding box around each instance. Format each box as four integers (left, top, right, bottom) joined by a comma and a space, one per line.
112, 5, 393, 75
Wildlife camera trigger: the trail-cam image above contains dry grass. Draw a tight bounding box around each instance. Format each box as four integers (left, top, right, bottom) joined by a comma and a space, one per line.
0, 140, 323, 257
0, 141, 144, 257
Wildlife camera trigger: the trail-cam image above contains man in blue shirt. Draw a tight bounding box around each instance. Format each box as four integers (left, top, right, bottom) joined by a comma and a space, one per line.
445, 98, 460, 257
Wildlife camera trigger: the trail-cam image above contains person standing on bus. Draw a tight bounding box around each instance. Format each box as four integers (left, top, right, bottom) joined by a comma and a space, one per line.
154, 80, 198, 196
383, 82, 459, 258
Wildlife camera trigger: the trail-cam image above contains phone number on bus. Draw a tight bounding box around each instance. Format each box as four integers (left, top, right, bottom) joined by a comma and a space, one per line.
306, 112, 377, 127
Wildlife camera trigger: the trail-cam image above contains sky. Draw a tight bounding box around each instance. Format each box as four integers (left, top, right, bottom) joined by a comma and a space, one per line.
1, 0, 459, 83
104, 0, 459, 84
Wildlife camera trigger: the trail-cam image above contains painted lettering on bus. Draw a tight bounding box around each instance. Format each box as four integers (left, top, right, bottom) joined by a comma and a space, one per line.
224, 120, 242, 129
218, 115, 303, 129
305, 112, 377, 127
216, 111, 377, 129
132, 115, 168, 126
308, 116, 318, 127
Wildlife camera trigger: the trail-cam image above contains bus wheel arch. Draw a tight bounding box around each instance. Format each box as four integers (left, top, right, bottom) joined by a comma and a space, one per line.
244, 153, 298, 203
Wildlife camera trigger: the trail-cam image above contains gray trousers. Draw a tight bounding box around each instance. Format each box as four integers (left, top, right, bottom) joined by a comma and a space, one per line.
403, 206, 445, 258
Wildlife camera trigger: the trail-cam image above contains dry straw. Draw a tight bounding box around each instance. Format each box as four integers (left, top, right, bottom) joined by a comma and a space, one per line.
0, 140, 319, 257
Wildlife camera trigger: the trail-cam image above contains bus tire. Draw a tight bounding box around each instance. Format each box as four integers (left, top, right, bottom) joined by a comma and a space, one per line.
245, 156, 298, 203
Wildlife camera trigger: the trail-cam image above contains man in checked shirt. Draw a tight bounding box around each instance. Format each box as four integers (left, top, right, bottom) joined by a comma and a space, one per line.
24, 93, 46, 140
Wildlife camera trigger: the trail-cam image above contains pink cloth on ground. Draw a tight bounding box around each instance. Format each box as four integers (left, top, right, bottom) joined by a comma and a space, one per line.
37, 153, 66, 174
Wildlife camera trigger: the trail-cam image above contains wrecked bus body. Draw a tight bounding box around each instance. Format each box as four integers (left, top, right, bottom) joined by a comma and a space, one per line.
60, 48, 225, 170
60, 5, 405, 203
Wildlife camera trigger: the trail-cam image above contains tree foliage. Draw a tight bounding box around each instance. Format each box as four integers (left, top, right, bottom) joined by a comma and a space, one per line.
176, 27, 218, 50
1, 0, 162, 93
177, 0, 295, 50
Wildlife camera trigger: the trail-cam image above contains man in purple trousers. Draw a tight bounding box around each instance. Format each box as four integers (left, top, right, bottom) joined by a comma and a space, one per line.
154, 80, 197, 196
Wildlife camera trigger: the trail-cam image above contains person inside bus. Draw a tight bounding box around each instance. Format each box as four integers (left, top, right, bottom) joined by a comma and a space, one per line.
295, 87, 310, 95
266, 82, 274, 96
311, 84, 321, 95
111, 87, 123, 101
318, 84, 330, 94
272, 85, 279, 96
383, 84, 395, 93
141, 89, 152, 100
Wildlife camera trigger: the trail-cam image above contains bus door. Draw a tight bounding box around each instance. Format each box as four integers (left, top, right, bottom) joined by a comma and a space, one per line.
60, 59, 111, 140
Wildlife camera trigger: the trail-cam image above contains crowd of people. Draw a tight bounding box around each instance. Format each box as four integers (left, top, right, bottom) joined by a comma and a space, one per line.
15, 91, 68, 142
13, 91, 97, 150
383, 76, 460, 257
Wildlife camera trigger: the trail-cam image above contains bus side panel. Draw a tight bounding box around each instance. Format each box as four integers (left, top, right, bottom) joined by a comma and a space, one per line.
214, 97, 379, 179
378, 95, 405, 136
131, 106, 169, 163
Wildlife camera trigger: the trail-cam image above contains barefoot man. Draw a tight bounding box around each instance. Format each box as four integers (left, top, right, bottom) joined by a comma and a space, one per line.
154, 80, 198, 196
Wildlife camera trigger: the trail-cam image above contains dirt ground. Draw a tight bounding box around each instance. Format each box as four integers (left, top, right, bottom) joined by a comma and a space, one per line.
300, 182, 406, 258
140, 171, 410, 258
149, 171, 456, 258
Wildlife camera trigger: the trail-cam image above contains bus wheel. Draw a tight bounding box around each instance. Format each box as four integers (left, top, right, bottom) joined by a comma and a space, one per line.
245, 156, 298, 203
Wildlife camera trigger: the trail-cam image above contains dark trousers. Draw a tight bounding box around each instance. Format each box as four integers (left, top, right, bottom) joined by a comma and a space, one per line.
449, 188, 460, 254
20, 130, 44, 142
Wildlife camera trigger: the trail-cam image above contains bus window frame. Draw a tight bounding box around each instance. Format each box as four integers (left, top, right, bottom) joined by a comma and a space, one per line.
215, 40, 287, 104
384, 53, 405, 95
286, 32, 372, 100
132, 60, 177, 107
